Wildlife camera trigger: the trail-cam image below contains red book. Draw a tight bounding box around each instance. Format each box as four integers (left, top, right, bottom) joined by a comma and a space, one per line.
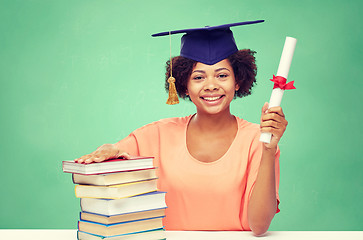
62, 156, 154, 175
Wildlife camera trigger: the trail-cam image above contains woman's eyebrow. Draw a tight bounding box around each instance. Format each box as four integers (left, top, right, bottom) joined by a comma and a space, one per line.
192, 70, 206, 74
215, 67, 231, 72
192, 68, 231, 74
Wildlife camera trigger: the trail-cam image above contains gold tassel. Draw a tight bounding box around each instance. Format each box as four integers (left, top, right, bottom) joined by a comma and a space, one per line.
166, 76, 179, 105
166, 31, 179, 105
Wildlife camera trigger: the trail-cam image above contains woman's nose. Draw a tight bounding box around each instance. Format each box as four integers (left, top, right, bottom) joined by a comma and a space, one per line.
203, 77, 219, 91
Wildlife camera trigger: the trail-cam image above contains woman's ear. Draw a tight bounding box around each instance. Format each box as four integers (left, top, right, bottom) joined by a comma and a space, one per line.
235, 84, 240, 91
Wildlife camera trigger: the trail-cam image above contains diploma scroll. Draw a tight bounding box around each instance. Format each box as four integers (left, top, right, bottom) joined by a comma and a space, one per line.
260, 37, 297, 144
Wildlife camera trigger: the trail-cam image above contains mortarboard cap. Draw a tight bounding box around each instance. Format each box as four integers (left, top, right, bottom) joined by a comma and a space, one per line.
152, 20, 264, 65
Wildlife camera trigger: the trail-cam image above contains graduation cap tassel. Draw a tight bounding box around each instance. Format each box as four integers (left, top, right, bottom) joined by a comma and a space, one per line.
166, 76, 179, 105
166, 31, 179, 105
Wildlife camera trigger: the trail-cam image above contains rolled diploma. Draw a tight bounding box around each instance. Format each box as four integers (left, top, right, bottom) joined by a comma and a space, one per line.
260, 37, 297, 143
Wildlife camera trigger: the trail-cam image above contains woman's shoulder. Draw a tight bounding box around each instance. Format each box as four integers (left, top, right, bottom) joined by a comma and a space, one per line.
234, 116, 262, 151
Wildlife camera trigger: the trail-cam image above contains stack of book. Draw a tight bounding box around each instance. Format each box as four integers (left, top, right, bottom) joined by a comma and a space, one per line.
62, 156, 167, 240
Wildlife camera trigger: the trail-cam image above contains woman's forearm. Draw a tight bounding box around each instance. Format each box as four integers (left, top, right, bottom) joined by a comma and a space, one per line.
247, 146, 277, 236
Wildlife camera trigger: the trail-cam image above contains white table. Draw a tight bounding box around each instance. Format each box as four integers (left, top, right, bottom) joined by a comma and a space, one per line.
1, 229, 362, 239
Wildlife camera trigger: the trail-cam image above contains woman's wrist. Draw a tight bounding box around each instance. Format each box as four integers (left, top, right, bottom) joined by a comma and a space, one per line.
263, 144, 277, 153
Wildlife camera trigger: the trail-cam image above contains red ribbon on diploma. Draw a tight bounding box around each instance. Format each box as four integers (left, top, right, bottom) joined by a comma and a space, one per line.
270, 75, 296, 90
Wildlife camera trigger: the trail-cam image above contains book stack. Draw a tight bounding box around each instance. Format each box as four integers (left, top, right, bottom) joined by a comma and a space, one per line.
62, 157, 167, 240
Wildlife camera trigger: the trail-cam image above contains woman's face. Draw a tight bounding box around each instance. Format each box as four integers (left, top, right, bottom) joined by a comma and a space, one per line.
186, 59, 239, 116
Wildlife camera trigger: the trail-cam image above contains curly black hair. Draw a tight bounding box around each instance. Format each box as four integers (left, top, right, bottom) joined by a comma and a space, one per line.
165, 49, 257, 99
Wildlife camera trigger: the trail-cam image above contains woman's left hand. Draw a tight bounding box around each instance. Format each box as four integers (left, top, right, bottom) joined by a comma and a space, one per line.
260, 102, 288, 149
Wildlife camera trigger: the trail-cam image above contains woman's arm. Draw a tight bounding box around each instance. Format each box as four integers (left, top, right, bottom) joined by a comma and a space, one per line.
247, 103, 288, 236
247, 146, 278, 236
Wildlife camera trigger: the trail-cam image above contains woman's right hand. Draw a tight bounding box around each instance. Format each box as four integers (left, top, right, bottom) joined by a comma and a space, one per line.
75, 144, 130, 164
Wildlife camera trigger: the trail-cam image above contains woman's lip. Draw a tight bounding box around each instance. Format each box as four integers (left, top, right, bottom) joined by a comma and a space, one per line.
201, 95, 224, 101
200, 95, 225, 105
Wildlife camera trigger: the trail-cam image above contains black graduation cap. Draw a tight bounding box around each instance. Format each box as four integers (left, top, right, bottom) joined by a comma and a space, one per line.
152, 20, 264, 65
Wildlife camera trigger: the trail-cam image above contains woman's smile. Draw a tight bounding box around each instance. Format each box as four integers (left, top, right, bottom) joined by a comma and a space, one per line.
200, 95, 226, 106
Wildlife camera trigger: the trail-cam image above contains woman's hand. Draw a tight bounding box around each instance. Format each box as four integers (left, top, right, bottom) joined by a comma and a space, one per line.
75, 144, 130, 164
260, 102, 288, 149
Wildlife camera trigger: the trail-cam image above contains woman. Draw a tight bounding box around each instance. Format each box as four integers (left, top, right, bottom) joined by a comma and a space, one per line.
75, 21, 288, 235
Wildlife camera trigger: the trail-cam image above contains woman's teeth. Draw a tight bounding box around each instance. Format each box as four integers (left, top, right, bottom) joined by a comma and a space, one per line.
202, 96, 222, 101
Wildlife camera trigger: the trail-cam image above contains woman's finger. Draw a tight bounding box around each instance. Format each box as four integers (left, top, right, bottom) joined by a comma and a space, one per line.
261, 102, 269, 114
262, 113, 286, 124
75, 154, 91, 163
118, 152, 131, 159
267, 106, 285, 118
260, 120, 281, 129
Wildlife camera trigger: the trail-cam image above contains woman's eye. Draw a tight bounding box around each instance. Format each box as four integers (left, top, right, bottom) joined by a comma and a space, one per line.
218, 74, 228, 79
193, 76, 204, 80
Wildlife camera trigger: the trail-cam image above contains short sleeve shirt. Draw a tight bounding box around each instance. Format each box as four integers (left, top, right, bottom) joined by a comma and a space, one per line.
115, 115, 280, 231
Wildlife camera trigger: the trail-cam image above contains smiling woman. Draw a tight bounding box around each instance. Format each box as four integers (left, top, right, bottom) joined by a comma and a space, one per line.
75, 21, 288, 235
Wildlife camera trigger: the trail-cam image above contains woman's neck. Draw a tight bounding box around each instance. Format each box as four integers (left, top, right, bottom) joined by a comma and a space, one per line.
191, 109, 236, 132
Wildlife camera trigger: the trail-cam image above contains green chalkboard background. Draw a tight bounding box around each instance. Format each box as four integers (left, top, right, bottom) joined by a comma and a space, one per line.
1, 0, 362, 230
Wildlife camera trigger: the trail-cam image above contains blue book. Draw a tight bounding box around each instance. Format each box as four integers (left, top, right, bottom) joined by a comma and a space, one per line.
78, 216, 164, 237
77, 228, 166, 240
